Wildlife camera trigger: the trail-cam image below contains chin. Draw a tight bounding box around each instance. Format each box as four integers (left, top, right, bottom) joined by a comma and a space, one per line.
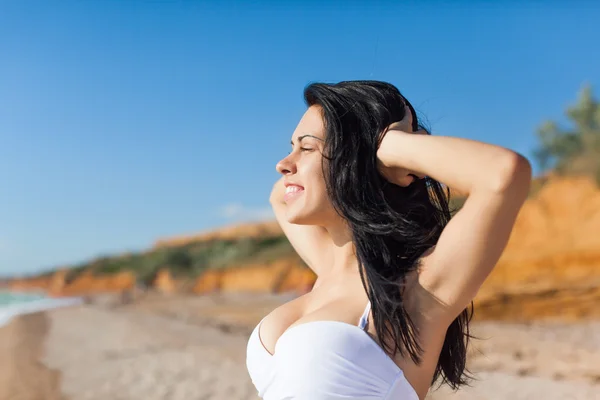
285, 202, 318, 225
286, 202, 333, 226
285, 209, 314, 225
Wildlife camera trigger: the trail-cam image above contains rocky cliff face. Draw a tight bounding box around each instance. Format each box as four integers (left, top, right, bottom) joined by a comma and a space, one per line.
485, 176, 600, 289
8, 270, 136, 297
474, 176, 600, 320
192, 259, 315, 295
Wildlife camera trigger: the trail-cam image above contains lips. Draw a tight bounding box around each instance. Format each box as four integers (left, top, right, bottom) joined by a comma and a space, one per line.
283, 184, 304, 203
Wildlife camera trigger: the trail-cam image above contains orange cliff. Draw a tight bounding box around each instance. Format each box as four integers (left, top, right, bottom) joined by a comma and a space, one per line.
8, 269, 136, 298
482, 176, 600, 289
193, 258, 315, 295
474, 176, 600, 320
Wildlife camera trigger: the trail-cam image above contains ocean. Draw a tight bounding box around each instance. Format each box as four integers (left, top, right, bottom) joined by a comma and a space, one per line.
0, 291, 82, 327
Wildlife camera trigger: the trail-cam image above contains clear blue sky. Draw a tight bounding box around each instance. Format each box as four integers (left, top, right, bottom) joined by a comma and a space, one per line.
1, 1, 598, 277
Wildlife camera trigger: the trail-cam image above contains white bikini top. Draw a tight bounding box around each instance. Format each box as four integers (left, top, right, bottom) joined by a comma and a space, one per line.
246, 301, 419, 400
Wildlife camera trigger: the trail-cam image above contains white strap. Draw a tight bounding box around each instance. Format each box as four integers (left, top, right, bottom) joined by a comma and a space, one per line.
358, 301, 371, 330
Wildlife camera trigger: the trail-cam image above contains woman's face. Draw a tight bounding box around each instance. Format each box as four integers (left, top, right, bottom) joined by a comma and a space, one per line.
276, 105, 338, 226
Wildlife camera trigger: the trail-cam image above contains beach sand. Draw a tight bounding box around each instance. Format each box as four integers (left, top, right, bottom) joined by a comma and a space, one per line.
1, 293, 599, 399
0, 312, 63, 400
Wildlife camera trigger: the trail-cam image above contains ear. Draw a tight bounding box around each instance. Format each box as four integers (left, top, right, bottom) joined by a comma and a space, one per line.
402, 104, 414, 131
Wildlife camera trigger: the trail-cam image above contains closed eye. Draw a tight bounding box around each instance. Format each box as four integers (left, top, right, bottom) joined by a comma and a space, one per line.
288, 148, 313, 154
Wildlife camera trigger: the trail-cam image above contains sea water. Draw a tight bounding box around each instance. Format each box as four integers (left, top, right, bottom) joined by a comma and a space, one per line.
0, 291, 82, 327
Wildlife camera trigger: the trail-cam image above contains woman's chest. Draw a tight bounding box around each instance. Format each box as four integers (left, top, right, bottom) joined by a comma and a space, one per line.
259, 283, 369, 355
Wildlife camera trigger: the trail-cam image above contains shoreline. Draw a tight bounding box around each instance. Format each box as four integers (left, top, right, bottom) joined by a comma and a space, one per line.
0, 295, 83, 327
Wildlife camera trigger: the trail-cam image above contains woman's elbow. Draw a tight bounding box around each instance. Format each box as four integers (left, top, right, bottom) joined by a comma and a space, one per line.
493, 152, 533, 195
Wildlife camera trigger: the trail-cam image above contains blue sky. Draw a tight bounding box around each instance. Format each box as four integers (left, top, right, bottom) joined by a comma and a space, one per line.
1, 1, 598, 277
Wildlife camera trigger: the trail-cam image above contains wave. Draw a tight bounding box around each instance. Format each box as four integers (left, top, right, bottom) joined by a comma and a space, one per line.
0, 293, 83, 327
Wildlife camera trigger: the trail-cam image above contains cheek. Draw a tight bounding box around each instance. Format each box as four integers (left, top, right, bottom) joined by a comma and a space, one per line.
297, 155, 329, 208
307, 163, 326, 192
306, 168, 331, 209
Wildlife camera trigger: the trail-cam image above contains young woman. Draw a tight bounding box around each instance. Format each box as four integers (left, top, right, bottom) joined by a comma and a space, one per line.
246, 81, 532, 400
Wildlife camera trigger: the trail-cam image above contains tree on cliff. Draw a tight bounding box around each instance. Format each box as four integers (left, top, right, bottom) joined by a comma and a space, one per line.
534, 84, 600, 184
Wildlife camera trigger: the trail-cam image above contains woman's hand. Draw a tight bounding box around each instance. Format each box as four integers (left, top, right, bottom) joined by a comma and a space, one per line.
377, 107, 427, 187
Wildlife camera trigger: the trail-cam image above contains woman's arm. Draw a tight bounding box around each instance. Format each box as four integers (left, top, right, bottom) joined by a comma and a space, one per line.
270, 177, 333, 276
378, 129, 532, 322
377, 130, 530, 195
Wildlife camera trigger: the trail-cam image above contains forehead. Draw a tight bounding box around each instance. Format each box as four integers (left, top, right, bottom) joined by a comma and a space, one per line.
292, 105, 325, 140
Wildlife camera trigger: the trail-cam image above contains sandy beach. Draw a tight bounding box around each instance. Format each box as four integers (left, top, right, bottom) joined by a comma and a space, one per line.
0, 312, 63, 400
1, 293, 599, 400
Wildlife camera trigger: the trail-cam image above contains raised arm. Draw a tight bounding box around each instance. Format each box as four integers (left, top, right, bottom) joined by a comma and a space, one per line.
270, 177, 333, 276
378, 126, 532, 322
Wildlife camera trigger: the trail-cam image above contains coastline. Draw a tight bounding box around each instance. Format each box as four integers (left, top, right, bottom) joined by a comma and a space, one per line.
0, 294, 83, 327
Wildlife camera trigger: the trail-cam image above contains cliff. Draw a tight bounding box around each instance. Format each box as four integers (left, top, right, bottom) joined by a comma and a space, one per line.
474, 175, 600, 320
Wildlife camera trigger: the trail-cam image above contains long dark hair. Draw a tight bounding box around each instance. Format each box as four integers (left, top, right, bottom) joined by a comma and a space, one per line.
304, 80, 473, 389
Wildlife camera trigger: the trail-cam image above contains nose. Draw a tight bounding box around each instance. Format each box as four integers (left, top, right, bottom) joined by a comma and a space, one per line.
276, 153, 297, 175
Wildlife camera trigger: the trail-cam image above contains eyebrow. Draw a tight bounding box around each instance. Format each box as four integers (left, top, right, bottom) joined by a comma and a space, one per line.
290, 134, 324, 145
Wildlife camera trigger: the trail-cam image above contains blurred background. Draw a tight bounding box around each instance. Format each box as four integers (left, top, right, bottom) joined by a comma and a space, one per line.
1, 1, 599, 399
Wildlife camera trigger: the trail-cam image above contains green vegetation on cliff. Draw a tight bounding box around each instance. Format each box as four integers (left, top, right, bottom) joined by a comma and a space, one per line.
66, 235, 298, 285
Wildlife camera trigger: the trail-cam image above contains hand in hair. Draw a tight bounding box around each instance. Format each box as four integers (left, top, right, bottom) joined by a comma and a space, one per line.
377, 106, 427, 187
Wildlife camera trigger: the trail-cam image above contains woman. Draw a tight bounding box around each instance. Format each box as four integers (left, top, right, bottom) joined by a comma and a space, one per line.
246, 81, 531, 400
